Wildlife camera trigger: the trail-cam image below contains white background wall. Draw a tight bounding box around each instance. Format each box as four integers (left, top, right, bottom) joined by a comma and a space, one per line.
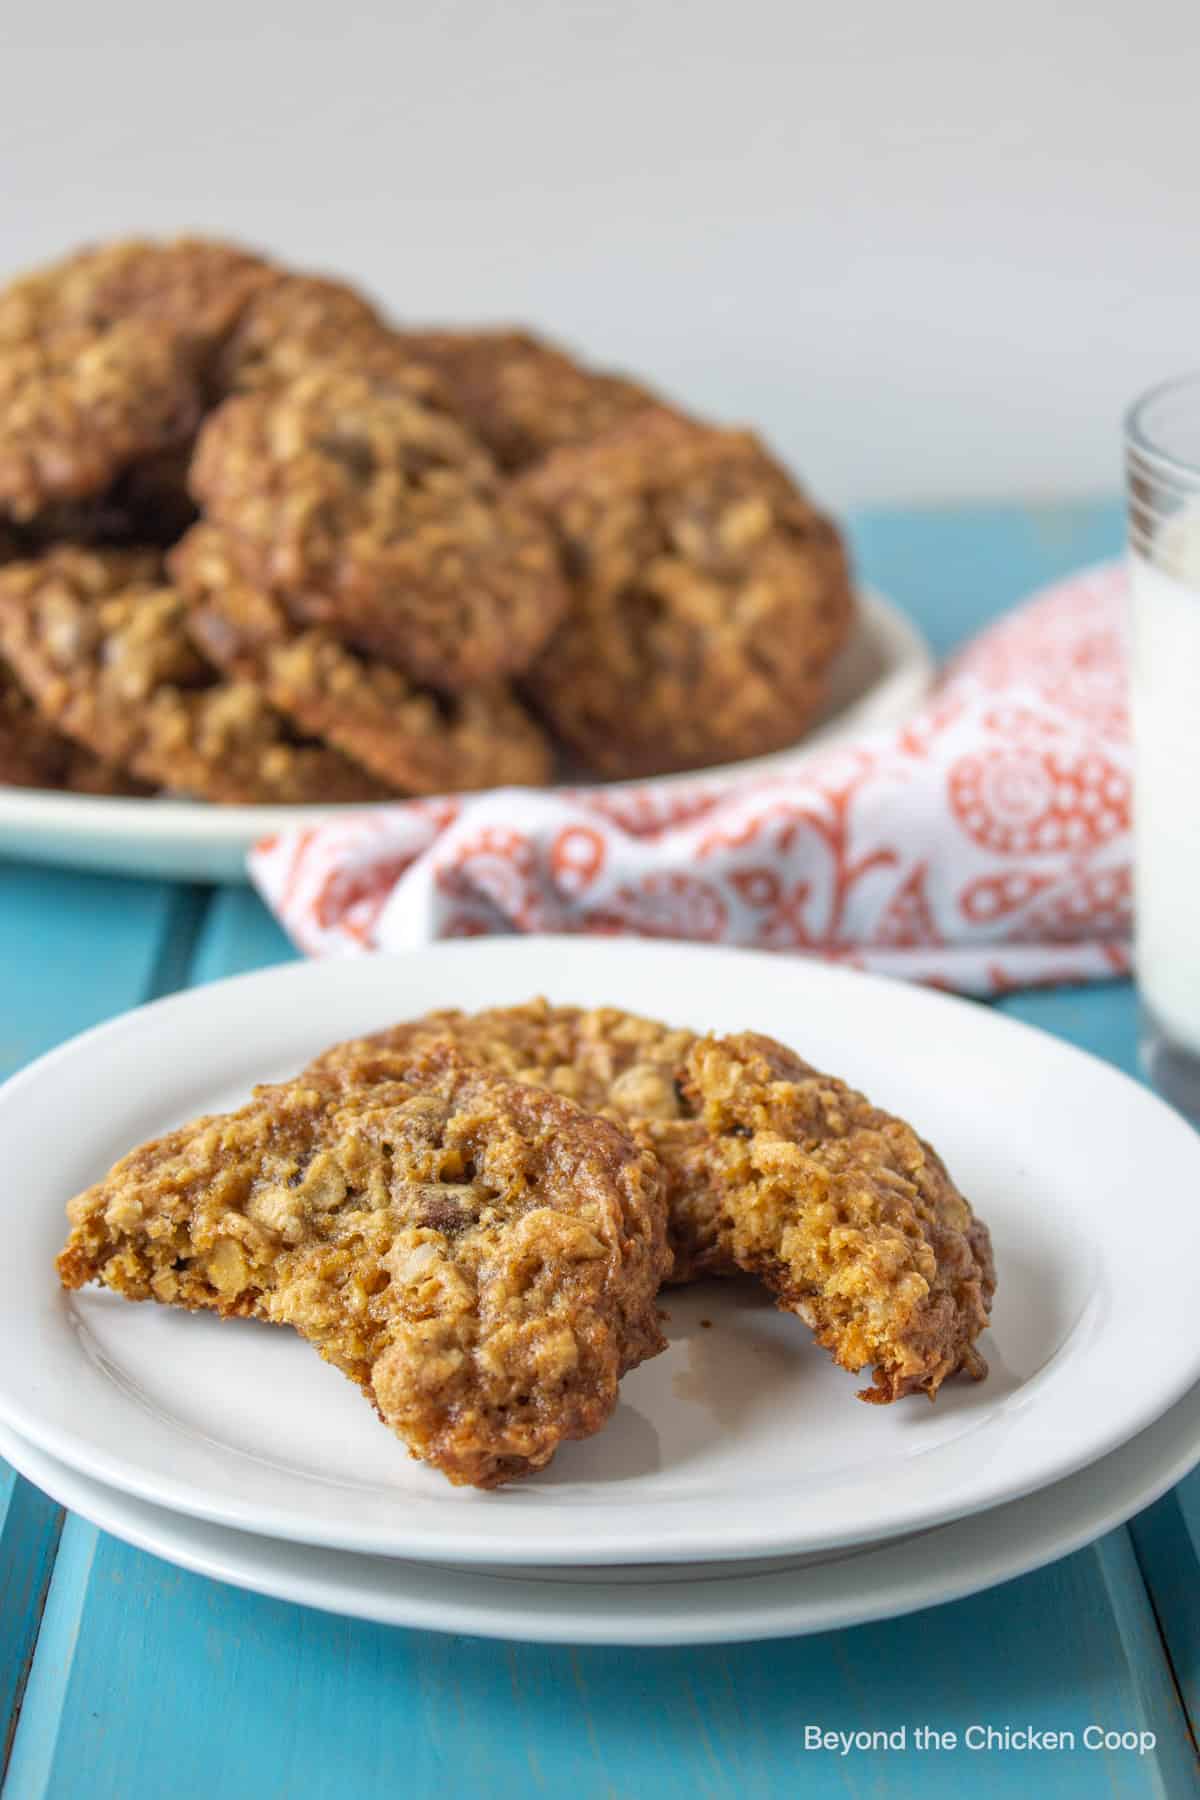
2, 1, 1197, 509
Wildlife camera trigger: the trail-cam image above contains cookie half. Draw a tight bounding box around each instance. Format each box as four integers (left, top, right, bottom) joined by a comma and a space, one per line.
57, 1049, 670, 1487
679, 1032, 995, 1401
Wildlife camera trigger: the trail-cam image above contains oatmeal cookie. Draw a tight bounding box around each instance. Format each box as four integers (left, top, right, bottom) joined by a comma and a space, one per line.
519, 408, 855, 776
311, 1003, 996, 1404
0, 237, 276, 354
56, 1049, 670, 1487
173, 524, 554, 792
189, 366, 569, 686
0, 656, 151, 793
307, 1000, 720, 1277
397, 328, 658, 470
213, 271, 388, 394
0, 324, 202, 522
0, 547, 389, 803
679, 1032, 995, 1401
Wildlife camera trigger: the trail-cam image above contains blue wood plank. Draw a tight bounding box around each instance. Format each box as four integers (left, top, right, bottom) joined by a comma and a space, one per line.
0, 864, 203, 1082
849, 496, 1124, 656
0, 863, 209, 1784
3, 1527, 1184, 1800
187, 885, 296, 985
994, 981, 1140, 1083
992, 980, 1200, 1761
1093, 1531, 1200, 1795
0, 1472, 60, 1777
1129, 1477, 1200, 1745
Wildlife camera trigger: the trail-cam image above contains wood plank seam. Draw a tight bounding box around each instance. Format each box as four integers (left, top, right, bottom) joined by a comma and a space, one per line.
0, 1487, 63, 1790
1, 1518, 100, 1800
142, 887, 215, 1004
1128, 1493, 1200, 1764
1094, 1529, 1200, 1796
0, 879, 217, 1791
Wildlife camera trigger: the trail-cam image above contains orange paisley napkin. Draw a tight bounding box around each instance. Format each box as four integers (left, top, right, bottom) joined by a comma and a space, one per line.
250, 561, 1131, 996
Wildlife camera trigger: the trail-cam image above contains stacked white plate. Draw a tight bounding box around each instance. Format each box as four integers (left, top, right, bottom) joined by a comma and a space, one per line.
1, 938, 1198, 1645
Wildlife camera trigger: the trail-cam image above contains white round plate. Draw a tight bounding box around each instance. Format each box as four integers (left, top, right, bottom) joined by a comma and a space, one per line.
1, 1380, 1196, 1645
0, 589, 930, 883
1, 937, 1198, 1566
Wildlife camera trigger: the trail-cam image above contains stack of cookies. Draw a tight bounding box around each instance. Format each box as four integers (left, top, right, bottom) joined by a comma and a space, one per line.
0, 237, 856, 802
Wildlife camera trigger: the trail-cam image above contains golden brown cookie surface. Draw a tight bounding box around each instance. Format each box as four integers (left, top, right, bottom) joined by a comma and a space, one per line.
679, 1032, 995, 1401
0, 546, 389, 804
0, 237, 275, 349
213, 271, 387, 395
0, 655, 151, 794
520, 409, 855, 776
0, 324, 202, 522
57, 1049, 670, 1488
308, 999, 720, 1279
189, 366, 569, 687
173, 524, 555, 792
397, 328, 658, 470
311, 1002, 996, 1404
0, 239, 279, 527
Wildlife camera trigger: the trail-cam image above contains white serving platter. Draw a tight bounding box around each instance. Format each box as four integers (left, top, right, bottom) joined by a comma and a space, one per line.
0, 589, 931, 882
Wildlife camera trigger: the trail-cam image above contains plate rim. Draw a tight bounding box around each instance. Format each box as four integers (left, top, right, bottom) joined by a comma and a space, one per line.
2, 935, 1198, 1565
1, 1378, 1196, 1646
0, 587, 932, 882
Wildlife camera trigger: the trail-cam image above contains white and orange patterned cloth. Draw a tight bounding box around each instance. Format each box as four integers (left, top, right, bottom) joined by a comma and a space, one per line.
250, 560, 1132, 996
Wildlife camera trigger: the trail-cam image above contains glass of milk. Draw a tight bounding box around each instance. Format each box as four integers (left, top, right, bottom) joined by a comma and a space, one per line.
1127, 373, 1200, 1122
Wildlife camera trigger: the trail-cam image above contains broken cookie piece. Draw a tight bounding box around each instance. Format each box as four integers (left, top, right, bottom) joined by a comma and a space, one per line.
679, 1032, 995, 1401
56, 1049, 670, 1487
312, 1002, 995, 1400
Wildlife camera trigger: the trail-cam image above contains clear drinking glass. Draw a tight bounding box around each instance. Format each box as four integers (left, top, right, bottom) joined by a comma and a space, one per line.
1126, 374, 1200, 1123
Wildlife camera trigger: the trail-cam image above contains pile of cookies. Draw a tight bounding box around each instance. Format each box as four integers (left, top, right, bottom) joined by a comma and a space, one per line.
57, 998, 995, 1489
0, 237, 855, 803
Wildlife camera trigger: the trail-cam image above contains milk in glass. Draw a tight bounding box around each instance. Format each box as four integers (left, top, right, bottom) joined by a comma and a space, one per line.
1131, 535, 1200, 1061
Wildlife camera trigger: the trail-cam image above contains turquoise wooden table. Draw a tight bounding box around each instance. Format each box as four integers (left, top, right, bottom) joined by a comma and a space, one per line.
2, 499, 1198, 1800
